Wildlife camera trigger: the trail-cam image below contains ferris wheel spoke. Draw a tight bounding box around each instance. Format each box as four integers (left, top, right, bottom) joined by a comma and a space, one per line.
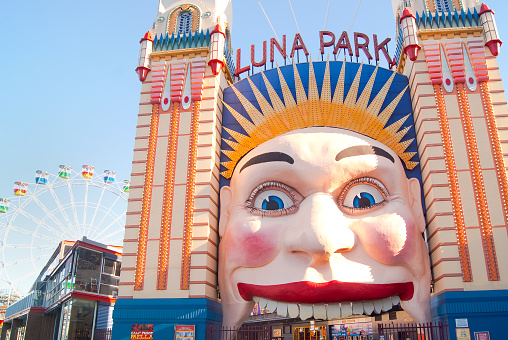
12, 208, 70, 242
47, 185, 81, 239
3, 244, 54, 250
4, 251, 53, 267
67, 181, 80, 233
83, 181, 89, 237
88, 184, 107, 235
30, 192, 70, 237
6, 223, 61, 243
93, 193, 123, 234
90, 211, 125, 242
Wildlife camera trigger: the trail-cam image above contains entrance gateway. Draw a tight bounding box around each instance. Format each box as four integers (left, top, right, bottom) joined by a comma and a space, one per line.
112, 0, 508, 339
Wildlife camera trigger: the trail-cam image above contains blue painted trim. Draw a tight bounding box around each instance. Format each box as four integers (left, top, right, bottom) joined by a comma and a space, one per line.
432, 290, 508, 317
431, 290, 508, 340
111, 298, 222, 340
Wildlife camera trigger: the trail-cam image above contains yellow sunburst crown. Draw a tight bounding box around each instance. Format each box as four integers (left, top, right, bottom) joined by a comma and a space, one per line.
220, 57, 417, 179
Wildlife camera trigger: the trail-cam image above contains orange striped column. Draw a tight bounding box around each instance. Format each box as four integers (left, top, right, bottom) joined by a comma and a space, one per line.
467, 37, 508, 229
180, 60, 207, 290
480, 82, 508, 226
455, 83, 499, 281
424, 41, 472, 281
433, 83, 473, 282
444, 39, 499, 281
155, 61, 186, 289
181, 101, 201, 290
134, 104, 160, 290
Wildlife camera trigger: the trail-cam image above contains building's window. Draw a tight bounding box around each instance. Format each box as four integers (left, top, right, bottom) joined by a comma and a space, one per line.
74, 248, 102, 293
434, 0, 454, 12
177, 11, 192, 34
66, 299, 96, 340
389, 310, 397, 320
59, 299, 72, 340
100, 258, 120, 297
168, 5, 199, 36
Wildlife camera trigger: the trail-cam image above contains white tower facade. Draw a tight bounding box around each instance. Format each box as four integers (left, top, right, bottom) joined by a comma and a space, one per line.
112, 1, 233, 339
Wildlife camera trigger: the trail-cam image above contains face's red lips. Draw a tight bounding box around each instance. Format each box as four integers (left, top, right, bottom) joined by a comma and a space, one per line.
238, 281, 414, 303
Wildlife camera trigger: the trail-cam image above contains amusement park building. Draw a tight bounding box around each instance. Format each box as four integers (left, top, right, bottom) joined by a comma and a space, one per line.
1, 238, 122, 340
112, 0, 508, 339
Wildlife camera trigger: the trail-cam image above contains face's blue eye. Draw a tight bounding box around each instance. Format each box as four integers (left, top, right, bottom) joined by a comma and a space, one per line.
254, 189, 294, 212
262, 195, 285, 210
341, 181, 387, 210
353, 192, 375, 208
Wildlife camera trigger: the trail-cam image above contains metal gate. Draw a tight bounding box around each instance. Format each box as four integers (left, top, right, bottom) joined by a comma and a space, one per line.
378, 322, 449, 340
207, 325, 272, 340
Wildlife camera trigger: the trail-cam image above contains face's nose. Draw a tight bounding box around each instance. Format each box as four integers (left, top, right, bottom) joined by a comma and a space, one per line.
284, 193, 355, 264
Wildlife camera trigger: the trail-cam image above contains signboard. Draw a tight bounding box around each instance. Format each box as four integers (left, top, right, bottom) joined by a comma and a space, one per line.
475, 331, 490, 340
175, 325, 195, 340
456, 318, 469, 328
272, 328, 282, 337
330, 322, 372, 338
456, 328, 471, 340
130, 324, 153, 340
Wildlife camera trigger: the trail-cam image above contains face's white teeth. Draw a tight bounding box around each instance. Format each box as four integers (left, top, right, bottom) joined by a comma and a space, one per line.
299, 304, 313, 320
313, 304, 327, 320
258, 298, 268, 309
287, 303, 299, 318
252, 295, 401, 320
341, 302, 353, 318
363, 300, 375, 315
276, 302, 288, 317
381, 297, 393, 312
373, 299, 383, 314
327, 303, 341, 320
352, 301, 363, 315
266, 299, 278, 313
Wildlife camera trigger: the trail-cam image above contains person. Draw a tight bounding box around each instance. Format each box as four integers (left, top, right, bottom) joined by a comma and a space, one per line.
217, 61, 431, 328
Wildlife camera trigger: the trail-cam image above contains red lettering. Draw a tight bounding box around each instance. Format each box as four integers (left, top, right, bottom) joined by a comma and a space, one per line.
320, 31, 335, 54
354, 32, 372, 60
270, 36, 286, 62
290, 33, 309, 58
251, 41, 267, 67
235, 48, 250, 77
373, 34, 391, 65
333, 31, 353, 56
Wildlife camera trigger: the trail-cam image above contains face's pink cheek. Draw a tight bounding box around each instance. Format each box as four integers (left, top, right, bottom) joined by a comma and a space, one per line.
352, 213, 416, 266
226, 218, 281, 267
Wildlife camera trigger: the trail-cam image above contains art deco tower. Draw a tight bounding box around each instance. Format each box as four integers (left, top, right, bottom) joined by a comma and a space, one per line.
112, 1, 234, 338
393, 0, 508, 334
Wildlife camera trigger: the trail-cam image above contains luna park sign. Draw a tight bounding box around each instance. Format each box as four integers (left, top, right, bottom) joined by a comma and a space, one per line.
234, 31, 394, 77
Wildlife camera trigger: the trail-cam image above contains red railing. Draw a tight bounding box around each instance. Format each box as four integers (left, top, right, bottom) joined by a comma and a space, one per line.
378, 322, 449, 340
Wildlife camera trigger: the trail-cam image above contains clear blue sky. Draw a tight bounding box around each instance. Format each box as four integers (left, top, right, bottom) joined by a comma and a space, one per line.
1, 0, 507, 199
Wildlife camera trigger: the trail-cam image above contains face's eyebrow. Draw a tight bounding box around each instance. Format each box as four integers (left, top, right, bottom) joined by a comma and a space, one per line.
240, 152, 294, 173
335, 145, 395, 163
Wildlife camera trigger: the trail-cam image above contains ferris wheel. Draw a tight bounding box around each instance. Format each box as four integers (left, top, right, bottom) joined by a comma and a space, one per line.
0, 165, 130, 295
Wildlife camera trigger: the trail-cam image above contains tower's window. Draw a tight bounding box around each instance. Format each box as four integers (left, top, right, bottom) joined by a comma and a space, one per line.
177, 11, 193, 34
434, 0, 454, 13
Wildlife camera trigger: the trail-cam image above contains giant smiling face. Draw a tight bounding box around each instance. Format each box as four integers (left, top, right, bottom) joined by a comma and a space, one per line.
218, 127, 431, 327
